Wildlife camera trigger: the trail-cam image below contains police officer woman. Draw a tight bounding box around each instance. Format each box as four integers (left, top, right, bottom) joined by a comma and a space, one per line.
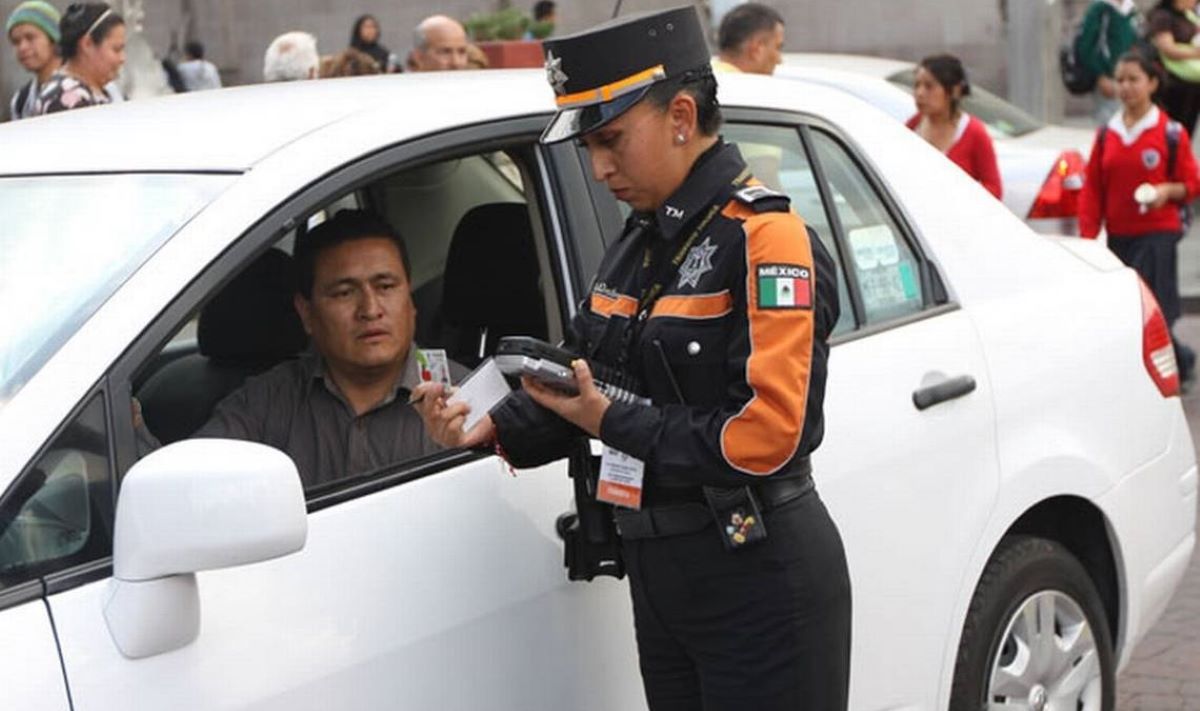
416, 7, 851, 709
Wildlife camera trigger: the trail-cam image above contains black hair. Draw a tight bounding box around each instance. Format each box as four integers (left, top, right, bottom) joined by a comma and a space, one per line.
642, 68, 723, 136
533, 1, 556, 21
185, 40, 204, 59
917, 53, 971, 114
60, 3, 124, 60
717, 3, 784, 53
1156, 0, 1184, 13
162, 58, 186, 93
350, 14, 379, 49
295, 209, 411, 298
1116, 47, 1167, 101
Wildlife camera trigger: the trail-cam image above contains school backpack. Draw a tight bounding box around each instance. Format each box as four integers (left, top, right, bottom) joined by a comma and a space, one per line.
1060, 4, 1112, 95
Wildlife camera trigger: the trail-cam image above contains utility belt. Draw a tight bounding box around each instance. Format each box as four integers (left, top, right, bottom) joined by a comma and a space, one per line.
614, 461, 814, 547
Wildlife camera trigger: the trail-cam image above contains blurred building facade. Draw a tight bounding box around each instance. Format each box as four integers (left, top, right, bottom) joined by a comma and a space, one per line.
0, 0, 1139, 120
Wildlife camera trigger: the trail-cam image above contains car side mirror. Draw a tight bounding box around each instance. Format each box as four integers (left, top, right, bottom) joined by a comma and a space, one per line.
103, 439, 306, 659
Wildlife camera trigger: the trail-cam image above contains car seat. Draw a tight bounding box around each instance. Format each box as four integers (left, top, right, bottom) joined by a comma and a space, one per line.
137, 248, 308, 444
439, 203, 548, 368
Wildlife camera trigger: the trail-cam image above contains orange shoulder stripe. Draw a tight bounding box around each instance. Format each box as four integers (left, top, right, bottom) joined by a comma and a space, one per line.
649, 291, 733, 320
720, 211, 815, 476
590, 292, 638, 319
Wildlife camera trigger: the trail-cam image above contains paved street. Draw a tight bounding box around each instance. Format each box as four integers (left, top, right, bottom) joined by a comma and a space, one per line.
1117, 315, 1200, 709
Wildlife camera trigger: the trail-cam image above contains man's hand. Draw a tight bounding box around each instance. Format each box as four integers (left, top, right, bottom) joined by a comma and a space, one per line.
1097, 75, 1117, 99
411, 382, 496, 449
521, 359, 611, 438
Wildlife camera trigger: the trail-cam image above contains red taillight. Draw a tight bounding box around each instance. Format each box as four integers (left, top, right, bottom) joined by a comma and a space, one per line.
1141, 279, 1180, 397
1027, 150, 1087, 219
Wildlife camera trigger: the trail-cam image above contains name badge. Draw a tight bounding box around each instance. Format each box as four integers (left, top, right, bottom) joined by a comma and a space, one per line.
597, 446, 645, 510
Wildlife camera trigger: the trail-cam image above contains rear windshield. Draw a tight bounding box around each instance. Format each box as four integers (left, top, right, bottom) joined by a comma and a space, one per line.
0, 174, 231, 407
887, 69, 1044, 138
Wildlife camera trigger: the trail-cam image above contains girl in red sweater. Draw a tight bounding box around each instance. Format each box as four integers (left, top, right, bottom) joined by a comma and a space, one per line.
1079, 49, 1200, 383
905, 54, 1002, 199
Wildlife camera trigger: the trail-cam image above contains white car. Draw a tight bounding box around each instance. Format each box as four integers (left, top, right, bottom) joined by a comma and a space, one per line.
779, 53, 1097, 233
0, 70, 1193, 711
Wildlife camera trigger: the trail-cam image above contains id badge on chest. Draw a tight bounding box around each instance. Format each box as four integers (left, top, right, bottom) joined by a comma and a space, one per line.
596, 445, 645, 510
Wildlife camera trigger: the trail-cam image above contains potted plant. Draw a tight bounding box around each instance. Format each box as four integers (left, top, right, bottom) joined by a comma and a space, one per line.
464, 7, 547, 69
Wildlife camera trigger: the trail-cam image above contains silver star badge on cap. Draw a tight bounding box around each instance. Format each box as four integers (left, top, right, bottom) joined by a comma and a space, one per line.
545, 51, 569, 96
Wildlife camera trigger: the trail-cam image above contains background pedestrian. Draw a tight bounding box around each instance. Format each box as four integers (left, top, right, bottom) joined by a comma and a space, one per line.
409, 15, 468, 71
1079, 49, 1198, 385
1147, 0, 1200, 135
906, 54, 1003, 199
33, 2, 124, 115
177, 40, 221, 91
319, 47, 381, 78
712, 2, 785, 75
263, 30, 318, 82
5, 1, 61, 120
349, 14, 389, 73
1076, 0, 1140, 124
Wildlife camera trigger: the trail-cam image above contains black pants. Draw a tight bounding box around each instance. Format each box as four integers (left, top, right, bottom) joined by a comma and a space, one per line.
622, 489, 852, 711
1163, 77, 1200, 137
1109, 231, 1195, 379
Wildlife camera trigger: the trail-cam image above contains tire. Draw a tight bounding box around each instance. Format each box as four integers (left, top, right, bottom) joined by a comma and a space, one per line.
949, 535, 1115, 711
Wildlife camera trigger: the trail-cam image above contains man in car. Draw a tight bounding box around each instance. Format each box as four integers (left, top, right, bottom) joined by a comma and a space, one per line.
192, 209, 465, 487
712, 3, 785, 76
408, 15, 470, 72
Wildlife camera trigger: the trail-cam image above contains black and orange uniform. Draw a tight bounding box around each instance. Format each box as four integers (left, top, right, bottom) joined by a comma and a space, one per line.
491, 138, 851, 710
496, 7, 852, 709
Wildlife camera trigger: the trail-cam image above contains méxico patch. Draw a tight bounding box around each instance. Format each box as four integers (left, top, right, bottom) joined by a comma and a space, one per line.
756, 263, 811, 309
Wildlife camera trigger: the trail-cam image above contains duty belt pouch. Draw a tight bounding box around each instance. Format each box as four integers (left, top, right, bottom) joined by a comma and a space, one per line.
559, 441, 626, 581
704, 486, 768, 551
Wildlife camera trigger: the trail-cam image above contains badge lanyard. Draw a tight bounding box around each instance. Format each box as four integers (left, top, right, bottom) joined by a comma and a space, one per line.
618, 169, 751, 370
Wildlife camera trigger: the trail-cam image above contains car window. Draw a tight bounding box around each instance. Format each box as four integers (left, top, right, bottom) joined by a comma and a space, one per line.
0, 174, 230, 409
886, 68, 1043, 138
0, 393, 113, 590
809, 129, 925, 325
723, 123, 856, 336
133, 144, 562, 496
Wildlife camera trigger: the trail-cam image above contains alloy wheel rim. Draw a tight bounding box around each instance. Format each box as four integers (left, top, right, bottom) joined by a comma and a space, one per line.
987, 590, 1104, 711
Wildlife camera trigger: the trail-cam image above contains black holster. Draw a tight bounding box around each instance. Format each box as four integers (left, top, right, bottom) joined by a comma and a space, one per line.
556, 440, 626, 581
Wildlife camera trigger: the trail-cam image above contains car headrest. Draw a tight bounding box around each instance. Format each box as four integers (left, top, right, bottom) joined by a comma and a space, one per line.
198, 248, 308, 362
442, 203, 546, 330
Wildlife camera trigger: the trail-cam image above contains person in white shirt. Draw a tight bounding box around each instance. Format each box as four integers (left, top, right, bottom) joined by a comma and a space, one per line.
177, 40, 221, 91
263, 31, 318, 82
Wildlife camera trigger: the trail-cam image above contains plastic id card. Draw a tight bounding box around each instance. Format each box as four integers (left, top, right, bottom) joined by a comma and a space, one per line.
597, 446, 645, 510
446, 358, 511, 433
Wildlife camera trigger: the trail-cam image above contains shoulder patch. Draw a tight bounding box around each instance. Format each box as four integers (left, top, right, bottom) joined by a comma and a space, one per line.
756, 264, 812, 310
734, 185, 791, 214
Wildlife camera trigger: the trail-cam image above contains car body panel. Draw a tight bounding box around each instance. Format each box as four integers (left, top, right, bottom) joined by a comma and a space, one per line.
0, 70, 1192, 710
0, 598, 69, 711
51, 458, 644, 711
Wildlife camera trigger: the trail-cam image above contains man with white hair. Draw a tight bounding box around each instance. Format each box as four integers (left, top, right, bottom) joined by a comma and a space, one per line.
409, 15, 469, 71
263, 31, 318, 82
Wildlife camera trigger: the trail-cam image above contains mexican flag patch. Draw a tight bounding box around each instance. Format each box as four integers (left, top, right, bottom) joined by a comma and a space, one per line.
757, 264, 811, 309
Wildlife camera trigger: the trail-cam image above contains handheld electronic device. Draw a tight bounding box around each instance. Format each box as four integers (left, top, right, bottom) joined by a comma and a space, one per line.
495, 336, 649, 406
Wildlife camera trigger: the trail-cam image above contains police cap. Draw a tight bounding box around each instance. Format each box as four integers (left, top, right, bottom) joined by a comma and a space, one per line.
540, 6, 711, 144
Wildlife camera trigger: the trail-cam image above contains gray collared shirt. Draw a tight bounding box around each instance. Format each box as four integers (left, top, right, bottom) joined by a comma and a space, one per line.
195, 348, 464, 488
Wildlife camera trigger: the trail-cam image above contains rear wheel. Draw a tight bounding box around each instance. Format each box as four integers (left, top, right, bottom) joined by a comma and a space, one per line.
950, 535, 1114, 711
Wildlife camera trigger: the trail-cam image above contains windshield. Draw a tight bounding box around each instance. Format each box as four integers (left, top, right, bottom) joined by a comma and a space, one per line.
0, 173, 231, 406
886, 69, 1044, 138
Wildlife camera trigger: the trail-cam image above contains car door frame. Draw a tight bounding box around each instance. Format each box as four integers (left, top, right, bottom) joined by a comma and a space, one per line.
34, 116, 578, 605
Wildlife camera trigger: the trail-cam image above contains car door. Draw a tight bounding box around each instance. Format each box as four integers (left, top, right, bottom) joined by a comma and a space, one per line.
638, 116, 999, 709
0, 391, 113, 711
44, 124, 643, 710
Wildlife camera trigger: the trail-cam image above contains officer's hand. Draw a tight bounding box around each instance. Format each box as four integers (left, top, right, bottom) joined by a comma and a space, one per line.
522, 359, 611, 438
411, 382, 495, 449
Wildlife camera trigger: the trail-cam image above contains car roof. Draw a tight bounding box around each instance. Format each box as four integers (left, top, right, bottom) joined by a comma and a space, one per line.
0, 70, 869, 176
0, 70, 555, 175
781, 53, 914, 79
